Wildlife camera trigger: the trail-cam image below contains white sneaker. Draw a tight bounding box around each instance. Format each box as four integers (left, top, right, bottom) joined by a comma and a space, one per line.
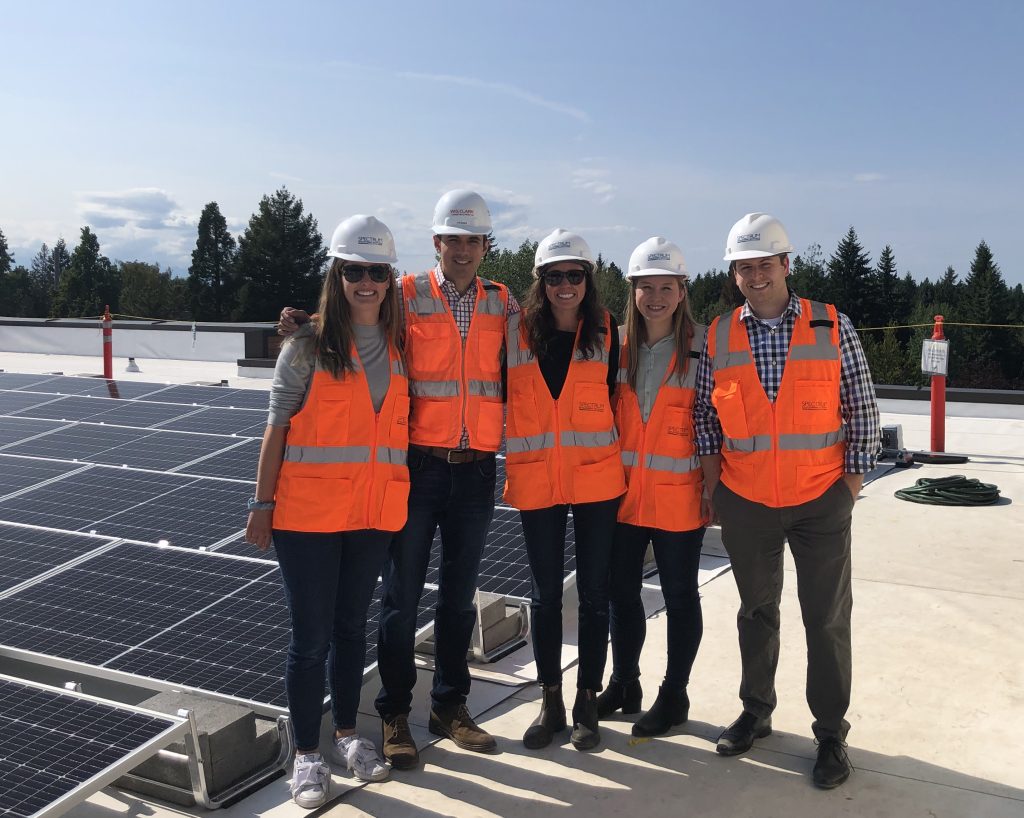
290, 753, 330, 809
332, 734, 390, 782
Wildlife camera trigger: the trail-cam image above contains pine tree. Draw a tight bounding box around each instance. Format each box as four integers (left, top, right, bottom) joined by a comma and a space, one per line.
958, 240, 1011, 387
51, 227, 120, 317
187, 202, 237, 320
826, 227, 874, 325
871, 245, 900, 327
477, 239, 537, 302
789, 243, 829, 302
0, 228, 12, 274
934, 265, 959, 305
50, 238, 71, 291
233, 188, 326, 321
594, 254, 629, 323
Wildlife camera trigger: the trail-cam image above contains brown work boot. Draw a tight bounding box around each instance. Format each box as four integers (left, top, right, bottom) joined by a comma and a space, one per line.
428, 702, 497, 753
381, 714, 419, 770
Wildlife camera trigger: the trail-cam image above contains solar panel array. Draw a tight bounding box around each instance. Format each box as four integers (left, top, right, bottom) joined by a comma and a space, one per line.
0, 674, 185, 818
0, 373, 541, 718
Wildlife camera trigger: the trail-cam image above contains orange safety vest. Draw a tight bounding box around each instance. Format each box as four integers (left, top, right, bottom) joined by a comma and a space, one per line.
401, 271, 507, 451
503, 311, 626, 510
615, 326, 707, 531
708, 299, 845, 508
273, 341, 410, 532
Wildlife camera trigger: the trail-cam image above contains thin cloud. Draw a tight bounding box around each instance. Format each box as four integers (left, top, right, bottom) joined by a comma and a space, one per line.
571, 168, 616, 204
854, 172, 886, 183
76, 188, 185, 230
399, 71, 591, 123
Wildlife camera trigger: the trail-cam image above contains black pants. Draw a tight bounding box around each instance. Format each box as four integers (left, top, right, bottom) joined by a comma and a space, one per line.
608, 523, 705, 688
715, 479, 854, 741
520, 498, 620, 690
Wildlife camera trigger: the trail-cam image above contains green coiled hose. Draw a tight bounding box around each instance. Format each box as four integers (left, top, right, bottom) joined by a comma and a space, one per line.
894, 475, 1001, 506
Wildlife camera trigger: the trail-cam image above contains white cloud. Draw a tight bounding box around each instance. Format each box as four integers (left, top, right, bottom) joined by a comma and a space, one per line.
399, 71, 591, 123
571, 167, 616, 204
854, 172, 886, 183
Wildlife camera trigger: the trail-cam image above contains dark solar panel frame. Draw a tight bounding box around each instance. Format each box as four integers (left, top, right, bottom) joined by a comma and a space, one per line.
0, 674, 186, 818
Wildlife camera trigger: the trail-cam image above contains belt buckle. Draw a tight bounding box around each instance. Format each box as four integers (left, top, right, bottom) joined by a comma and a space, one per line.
446, 449, 462, 464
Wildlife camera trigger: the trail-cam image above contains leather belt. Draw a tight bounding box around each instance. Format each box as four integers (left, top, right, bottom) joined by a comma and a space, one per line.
412, 445, 492, 464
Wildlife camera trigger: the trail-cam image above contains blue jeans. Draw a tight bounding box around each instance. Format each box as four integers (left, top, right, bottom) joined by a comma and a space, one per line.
274, 528, 391, 751
519, 498, 619, 690
375, 448, 496, 716
608, 523, 705, 689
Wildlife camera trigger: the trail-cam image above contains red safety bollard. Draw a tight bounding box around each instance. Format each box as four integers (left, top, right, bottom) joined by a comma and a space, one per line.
102, 305, 113, 379
930, 315, 945, 453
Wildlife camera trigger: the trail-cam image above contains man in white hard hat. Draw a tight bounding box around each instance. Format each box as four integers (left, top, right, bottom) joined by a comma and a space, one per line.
692, 213, 880, 789
281, 190, 517, 767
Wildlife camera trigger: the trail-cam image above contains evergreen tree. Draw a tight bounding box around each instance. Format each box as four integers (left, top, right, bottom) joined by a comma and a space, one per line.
826, 227, 874, 325
51, 227, 120, 317
870, 245, 900, 327
233, 188, 326, 321
789, 243, 829, 302
30, 243, 51, 286
861, 326, 913, 386
187, 202, 237, 320
477, 239, 536, 302
688, 269, 736, 325
0, 228, 11, 274
594, 254, 629, 323
120, 261, 188, 319
958, 240, 1012, 387
934, 266, 960, 305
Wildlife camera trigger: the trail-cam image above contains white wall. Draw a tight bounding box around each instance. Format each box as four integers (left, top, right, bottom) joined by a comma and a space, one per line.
0, 325, 247, 363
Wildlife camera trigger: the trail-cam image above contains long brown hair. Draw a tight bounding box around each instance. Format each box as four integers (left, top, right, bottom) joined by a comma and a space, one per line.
522, 265, 606, 359
622, 277, 697, 391
310, 258, 402, 377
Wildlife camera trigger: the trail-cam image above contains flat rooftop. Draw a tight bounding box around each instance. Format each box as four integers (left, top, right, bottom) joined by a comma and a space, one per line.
2, 351, 1022, 818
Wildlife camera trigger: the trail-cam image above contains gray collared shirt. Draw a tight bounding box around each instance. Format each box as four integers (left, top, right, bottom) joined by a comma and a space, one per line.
634, 334, 676, 423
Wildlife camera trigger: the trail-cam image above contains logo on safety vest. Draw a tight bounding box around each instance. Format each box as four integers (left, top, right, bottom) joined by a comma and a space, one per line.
736, 232, 761, 244
577, 401, 604, 412
801, 400, 829, 411
667, 425, 688, 436
358, 236, 384, 246
396, 416, 407, 426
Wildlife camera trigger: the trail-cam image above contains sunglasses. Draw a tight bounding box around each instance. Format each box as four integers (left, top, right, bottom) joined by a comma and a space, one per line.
541, 269, 586, 286
341, 264, 392, 283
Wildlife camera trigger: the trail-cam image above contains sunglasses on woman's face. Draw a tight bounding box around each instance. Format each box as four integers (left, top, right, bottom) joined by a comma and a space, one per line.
341, 264, 392, 283
542, 269, 586, 286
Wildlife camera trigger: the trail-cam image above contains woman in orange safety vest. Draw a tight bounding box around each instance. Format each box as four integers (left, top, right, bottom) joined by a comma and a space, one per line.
595, 237, 710, 739
245, 215, 409, 808
505, 229, 626, 752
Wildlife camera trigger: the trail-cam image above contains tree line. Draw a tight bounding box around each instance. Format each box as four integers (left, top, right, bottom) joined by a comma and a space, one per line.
1, 190, 1022, 388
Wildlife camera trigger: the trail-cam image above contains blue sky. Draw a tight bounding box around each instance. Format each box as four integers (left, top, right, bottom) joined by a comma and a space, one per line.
3, 0, 1022, 289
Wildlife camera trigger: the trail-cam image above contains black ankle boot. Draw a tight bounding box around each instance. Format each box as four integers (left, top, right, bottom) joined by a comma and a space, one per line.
523, 684, 567, 749
570, 689, 601, 751
595, 678, 643, 718
631, 684, 689, 737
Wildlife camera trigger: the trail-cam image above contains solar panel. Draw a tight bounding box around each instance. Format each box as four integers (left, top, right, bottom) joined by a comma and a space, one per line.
3, 375, 168, 400
0, 465, 193, 532
156, 406, 268, 437
0, 455, 88, 500
0, 674, 185, 818
175, 438, 260, 481
135, 384, 247, 406
95, 479, 250, 549
202, 389, 271, 410
0, 417, 67, 449
11, 395, 117, 423
3, 424, 155, 463
0, 373, 61, 390
81, 400, 198, 428
0, 524, 115, 594
0, 390, 64, 417
210, 534, 272, 560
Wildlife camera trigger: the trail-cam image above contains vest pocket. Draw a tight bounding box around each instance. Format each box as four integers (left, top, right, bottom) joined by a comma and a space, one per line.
570, 382, 613, 432
315, 387, 351, 446
573, 451, 625, 504
661, 406, 694, 457
509, 381, 541, 437
474, 399, 504, 450
506, 458, 553, 507
654, 483, 690, 531
276, 476, 352, 531
711, 379, 749, 439
793, 380, 837, 431
476, 328, 504, 377
407, 323, 455, 378
378, 479, 410, 532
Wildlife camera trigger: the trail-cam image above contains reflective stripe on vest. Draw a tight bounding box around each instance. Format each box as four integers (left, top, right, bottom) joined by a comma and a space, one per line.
620, 449, 700, 474
284, 445, 408, 465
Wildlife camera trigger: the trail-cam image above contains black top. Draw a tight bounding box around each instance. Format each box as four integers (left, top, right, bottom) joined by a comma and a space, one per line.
539, 324, 619, 401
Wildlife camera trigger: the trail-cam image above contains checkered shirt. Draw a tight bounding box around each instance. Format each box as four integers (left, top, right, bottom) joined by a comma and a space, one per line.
692, 292, 880, 473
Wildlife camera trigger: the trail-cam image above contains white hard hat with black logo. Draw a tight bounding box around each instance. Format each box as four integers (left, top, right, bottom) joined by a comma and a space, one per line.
626, 236, 688, 279
724, 212, 794, 261
328, 215, 397, 264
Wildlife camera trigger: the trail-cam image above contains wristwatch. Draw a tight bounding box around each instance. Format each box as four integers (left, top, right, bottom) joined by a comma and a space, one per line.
247, 497, 276, 512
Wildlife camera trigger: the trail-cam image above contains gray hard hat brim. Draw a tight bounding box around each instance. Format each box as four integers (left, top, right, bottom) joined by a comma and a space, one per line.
723, 249, 789, 261
626, 269, 689, 280
433, 226, 491, 236
328, 250, 398, 264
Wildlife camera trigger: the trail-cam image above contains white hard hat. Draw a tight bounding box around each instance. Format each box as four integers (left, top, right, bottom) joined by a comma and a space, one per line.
534, 228, 594, 273
626, 236, 688, 280
723, 213, 795, 261
432, 189, 493, 235
327, 215, 397, 264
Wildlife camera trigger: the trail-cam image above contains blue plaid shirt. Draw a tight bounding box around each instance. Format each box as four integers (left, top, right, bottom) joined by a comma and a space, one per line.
692, 292, 880, 473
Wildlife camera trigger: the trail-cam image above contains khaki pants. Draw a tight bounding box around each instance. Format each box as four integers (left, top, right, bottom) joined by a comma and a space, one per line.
715, 479, 854, 740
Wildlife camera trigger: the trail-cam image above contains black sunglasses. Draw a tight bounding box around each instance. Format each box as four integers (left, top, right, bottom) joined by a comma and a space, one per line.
341, 264, 392, 283
541, 269, 586, 286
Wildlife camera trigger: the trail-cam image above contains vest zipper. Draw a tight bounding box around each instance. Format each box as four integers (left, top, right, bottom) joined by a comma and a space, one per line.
368, 409, 379, 527
553, 398, 564, 505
